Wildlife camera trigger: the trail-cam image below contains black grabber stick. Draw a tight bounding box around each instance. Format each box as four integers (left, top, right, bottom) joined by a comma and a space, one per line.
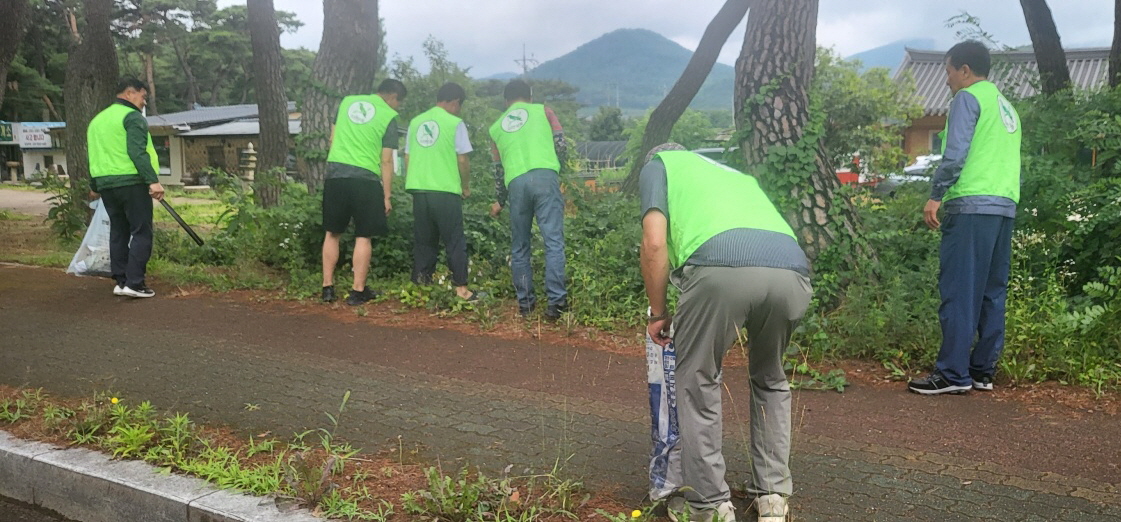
160, 199, 204, 246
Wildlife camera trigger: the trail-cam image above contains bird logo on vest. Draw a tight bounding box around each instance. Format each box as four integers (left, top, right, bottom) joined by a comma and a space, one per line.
501, 108, 529, 132
417, 121, 440, 147
348, 101, 376, 124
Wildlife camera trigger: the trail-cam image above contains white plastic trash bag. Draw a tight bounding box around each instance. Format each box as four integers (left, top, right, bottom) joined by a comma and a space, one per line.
647, 331, 683, 500
67, 199, 112, 277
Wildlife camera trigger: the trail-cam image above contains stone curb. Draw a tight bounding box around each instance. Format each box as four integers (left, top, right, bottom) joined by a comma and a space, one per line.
0, 431, 321, 522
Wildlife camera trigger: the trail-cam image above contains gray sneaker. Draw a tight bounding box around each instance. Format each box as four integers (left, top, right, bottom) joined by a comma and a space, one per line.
668, 497, 736, 522
753, 494, 787, 522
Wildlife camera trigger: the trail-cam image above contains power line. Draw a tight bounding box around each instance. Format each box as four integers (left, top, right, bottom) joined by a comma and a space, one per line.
515, 43, 539, 77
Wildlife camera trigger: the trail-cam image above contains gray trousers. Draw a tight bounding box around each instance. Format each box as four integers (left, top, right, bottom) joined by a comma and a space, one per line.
671, 266, 812, 507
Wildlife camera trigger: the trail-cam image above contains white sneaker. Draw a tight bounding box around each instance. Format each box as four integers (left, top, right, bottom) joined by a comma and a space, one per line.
119, 285, 155, 298
753, 494, 788, 522
113, 285, 125, 296
668, 498, 736, 522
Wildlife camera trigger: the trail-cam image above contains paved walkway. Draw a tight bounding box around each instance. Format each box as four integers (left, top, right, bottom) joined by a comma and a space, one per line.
0, 497, 75, 522
1, 264, 1119, 521
0, 187, 214, 217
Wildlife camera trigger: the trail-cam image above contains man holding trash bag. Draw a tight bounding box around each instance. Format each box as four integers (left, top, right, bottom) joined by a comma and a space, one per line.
88, 78, 165, 299
639, 143, 811, 522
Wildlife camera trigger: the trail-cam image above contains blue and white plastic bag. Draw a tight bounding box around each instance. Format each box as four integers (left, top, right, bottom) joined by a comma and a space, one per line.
646, 330, 683, 500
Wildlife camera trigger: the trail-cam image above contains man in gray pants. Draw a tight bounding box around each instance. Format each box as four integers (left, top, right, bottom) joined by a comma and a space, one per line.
640, 144, 812, 522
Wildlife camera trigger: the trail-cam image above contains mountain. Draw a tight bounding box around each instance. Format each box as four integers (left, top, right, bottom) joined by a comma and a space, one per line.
847, 38, 936, 73
527, 28, 735, 110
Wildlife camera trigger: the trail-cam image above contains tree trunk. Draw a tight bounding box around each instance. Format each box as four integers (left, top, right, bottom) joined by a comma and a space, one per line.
247, 0, 288, 208
301, 0, 380, 193
169, 37, 200, 107
1019, 0, 1070, 95
620, 0, 751, 193
144, 50, 158, 115
63, 0, 120, 188
735, 0, 870, 264
1111, 0, 1121, 87
0, 0, 33, 111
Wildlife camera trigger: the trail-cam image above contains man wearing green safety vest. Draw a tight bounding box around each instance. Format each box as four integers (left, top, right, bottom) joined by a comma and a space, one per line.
640, 144, 811, 522
88, 78, 165, 299
320, 79, 406, 306
909, 41, 1022, 395
404, 82, 480, 301
488, 79, 568, 319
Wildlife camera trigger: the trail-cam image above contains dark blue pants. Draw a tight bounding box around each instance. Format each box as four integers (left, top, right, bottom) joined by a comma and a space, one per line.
935, 213, 1014, 386
101, 184, 153, 289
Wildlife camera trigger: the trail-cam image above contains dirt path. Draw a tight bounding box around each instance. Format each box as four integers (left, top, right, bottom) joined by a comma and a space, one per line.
0, 187, 215, 217
1, 264, 1118, 521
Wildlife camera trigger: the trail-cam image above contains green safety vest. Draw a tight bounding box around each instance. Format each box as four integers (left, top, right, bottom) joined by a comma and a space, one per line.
327, 94, 398, 175
87, 103, 158, 178
406, 106, 463, 195
488, 102, 560, 186
659, 151, 797, 269
942, 81, 1021, 203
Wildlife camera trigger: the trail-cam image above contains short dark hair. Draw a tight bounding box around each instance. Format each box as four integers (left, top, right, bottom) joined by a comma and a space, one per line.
377, 79, 407, 99
503, 79, 532, 102
436, 82, 466, 103
945, 41, 991, 77
116, 78, 149, 94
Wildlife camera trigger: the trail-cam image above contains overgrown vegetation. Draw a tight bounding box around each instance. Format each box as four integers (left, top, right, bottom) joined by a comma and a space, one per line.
0, 387, 635, 521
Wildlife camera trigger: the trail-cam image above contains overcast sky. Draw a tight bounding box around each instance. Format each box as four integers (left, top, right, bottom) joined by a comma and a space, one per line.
220, 1, 1115, 77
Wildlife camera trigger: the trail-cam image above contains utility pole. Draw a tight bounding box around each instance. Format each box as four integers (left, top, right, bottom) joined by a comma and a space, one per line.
514, 43, 539, 77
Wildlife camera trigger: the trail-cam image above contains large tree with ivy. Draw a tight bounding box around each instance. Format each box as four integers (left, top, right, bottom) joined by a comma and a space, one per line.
734, 0, 869, 263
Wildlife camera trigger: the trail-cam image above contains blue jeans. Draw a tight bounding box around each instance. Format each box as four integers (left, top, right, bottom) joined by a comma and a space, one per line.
507, 169, 567, 309
935, 213, 1014, 386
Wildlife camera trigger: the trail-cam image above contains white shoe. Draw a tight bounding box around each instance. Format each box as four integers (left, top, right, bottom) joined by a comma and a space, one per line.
113, 285, 125, 296
753, 494, 788, 522
668, 498, 736, 522
119, 285, 155, 298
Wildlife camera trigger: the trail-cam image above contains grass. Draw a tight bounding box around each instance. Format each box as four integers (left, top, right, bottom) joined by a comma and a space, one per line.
154, 200, 229, 227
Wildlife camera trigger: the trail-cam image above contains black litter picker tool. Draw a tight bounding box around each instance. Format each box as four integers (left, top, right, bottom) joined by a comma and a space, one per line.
160, 199, 204, 246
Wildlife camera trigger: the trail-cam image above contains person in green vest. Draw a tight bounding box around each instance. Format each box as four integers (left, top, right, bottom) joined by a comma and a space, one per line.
320, 79, 406, 306
640, 143, 811, 522
87, 78, 164, 299
488, 79, 568, 319
404, 82, 480, 300
909, 41, 1021, 395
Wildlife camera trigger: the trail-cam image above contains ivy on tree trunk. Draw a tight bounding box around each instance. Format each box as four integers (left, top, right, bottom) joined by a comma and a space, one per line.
248, 0, 289, 208
1111, 0, 1121, 87
735, 0, 871, 265
299, 0, 380, 194
63, 0, 119, 187
621, 0, 751, 193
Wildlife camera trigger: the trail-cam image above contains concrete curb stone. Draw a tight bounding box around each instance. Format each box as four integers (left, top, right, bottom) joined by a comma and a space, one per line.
0, 431, 321, 522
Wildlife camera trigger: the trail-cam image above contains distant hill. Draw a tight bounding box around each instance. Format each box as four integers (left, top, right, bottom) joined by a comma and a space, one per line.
847, 38, 936, 73
527, 28, 735, 110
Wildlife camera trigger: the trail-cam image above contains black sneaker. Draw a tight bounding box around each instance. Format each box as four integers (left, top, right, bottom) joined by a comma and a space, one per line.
120, 285, 155, 298
346, 288, 380, 306
321, 285, 337, 303
518, 303, 536, 318
908, 371, 971, 395
971, 373, 994, 391
544, 302, 568, 321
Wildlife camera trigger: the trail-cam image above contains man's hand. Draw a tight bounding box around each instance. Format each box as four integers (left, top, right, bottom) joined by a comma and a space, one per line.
490, 202, 502, 217
923, 199, 941, 230
88, 191, 99, 201
462, 187, 471, 199
647, 315, 673, 347
149, 183, 165, 201
384, 196, 393, 215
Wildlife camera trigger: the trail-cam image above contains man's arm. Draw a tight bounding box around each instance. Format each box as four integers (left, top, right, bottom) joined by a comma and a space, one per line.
124, 111, 163, 200
544, 107, 567, 167
381, 147, 394, 215
490, 142, 508, 215
642, 210, 672, 346
454, 121, 473, 198
924, 92, 980, 229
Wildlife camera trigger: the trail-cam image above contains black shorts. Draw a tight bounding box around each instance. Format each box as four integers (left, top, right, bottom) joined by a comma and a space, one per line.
322, 177, 387, 237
